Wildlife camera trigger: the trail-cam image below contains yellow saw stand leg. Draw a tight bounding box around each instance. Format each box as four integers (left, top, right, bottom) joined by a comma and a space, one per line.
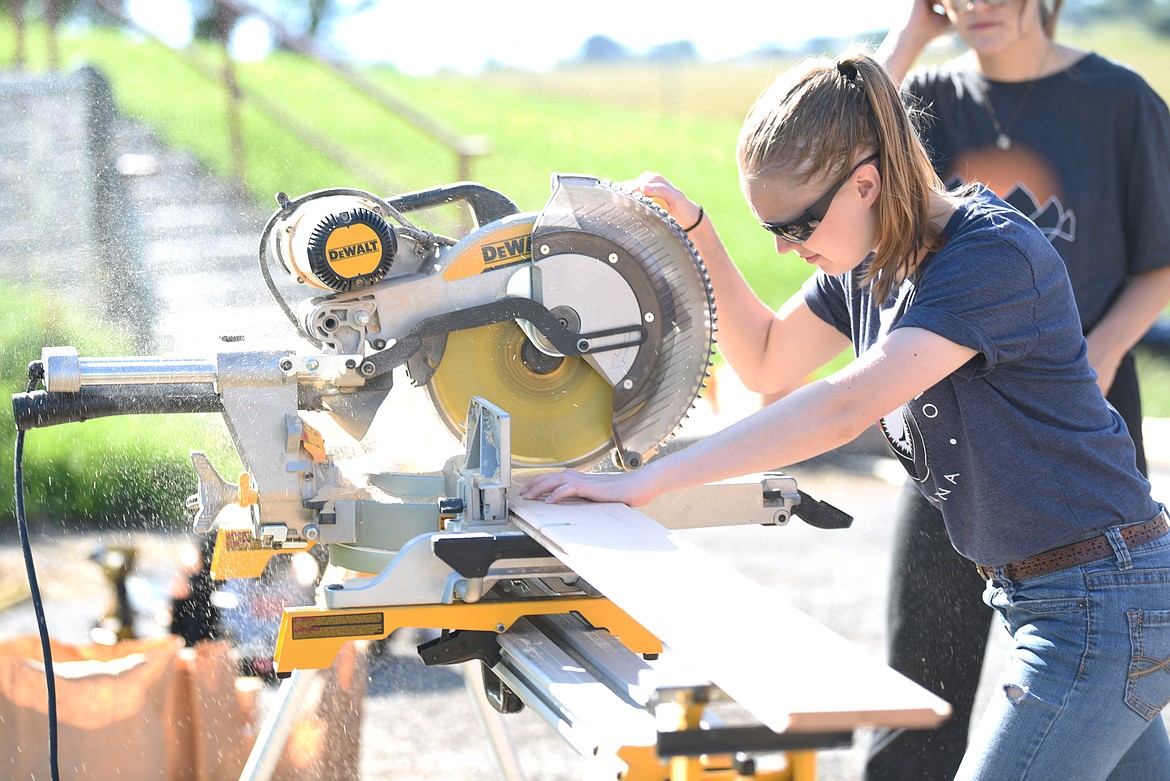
653, 690, 818, 781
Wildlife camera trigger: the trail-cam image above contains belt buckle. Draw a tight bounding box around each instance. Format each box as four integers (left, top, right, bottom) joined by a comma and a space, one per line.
976, 564, 994, 581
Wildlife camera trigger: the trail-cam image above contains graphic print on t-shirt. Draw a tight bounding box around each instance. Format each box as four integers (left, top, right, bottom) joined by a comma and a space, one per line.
880, 404, 929, 484
1002, 184, 1076, 245
948, 144, 1076, 247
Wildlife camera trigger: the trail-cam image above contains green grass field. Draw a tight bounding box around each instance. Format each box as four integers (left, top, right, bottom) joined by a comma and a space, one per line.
0, 287, 242, 526
28, 18, 1165, 309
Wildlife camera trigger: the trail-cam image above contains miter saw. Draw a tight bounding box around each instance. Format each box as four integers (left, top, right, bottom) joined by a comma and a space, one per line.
267, 173, 717, 469
13, 174, 865, 780
18, 174, 723, 534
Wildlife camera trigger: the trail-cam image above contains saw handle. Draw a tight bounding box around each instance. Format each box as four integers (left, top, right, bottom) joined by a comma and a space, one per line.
793, 491, 854, 530
388, 183, 520, 226
12, 385, 223, 430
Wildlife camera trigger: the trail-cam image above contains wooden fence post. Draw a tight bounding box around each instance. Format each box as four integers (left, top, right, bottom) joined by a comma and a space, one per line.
11, 0, 27, 69
45, 0, 58, 70
216, 0, 247, 196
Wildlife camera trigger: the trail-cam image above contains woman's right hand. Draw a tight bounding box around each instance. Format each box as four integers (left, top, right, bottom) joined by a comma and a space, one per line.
879, 0, 953, 83
518, 465, 662, 507
618, 172, 703, 233
901, 0, 953, 45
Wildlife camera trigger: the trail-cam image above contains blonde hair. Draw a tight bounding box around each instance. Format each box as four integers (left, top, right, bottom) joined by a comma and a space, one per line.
737, 51, 949, 301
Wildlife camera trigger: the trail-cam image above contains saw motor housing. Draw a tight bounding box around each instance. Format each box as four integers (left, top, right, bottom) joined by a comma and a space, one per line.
270, 193, 398, 292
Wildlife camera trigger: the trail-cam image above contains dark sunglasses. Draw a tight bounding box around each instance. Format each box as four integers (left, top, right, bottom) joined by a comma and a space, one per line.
760, 153, 880, 243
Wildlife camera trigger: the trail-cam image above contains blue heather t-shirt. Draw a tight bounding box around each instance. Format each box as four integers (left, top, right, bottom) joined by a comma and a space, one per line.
802, 186, 1158, 565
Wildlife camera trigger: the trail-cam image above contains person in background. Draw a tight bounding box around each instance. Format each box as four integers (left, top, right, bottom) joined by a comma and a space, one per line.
867, 2, 1170, 778
522, 48, 1170, 780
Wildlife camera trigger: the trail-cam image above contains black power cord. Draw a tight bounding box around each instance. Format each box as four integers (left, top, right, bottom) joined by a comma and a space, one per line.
14, 363, 61, 781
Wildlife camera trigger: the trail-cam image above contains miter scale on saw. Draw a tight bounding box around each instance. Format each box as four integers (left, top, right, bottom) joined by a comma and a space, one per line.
12, 174, 907, 780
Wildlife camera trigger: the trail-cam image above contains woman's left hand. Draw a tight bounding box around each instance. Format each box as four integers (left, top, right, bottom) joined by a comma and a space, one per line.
519, 467, 660, 506
618, 172, 702, 232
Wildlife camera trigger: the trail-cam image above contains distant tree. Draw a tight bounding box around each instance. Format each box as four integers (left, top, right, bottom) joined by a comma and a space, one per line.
57, 0, 87, 20
7, 0, 88, 24
802, 36, 842, 56
1153, 3, 1170, 34
483, 57, 518, 73
191, 0, 236, 41
189, 0, 375, 45
1076, 0, 1155, 19
648, 40, 697, 62
6, 0, 91, 66
1112, 0, 1154, 12
578, 34, 629, 63
1075, 0, 1170, 36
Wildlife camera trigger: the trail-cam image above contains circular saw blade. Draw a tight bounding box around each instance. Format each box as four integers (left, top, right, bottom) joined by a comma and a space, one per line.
424, 175, 715, 470
426, 321, 616, 467
532, 175, 717, 468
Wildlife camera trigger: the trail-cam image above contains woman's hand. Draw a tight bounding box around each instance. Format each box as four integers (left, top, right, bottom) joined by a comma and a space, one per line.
519, 467, 662, 507
901, 0, 952, 44
879, 0, 952, 83
618, 172, 703, 233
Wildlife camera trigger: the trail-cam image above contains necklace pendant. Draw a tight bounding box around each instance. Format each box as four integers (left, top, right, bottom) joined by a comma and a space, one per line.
996, 133, 1012, 151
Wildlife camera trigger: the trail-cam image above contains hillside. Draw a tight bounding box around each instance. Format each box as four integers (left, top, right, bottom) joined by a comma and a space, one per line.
3, 16, 1168, 401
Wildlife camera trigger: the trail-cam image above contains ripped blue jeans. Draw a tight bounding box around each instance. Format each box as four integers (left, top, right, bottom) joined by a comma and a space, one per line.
958, 521, 1170, 781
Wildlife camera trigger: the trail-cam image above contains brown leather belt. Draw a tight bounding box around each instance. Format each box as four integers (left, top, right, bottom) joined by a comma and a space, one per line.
976, 509, 1170, 582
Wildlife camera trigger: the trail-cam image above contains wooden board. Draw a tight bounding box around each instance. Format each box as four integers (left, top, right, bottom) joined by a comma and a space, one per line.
508, 493, 951, 734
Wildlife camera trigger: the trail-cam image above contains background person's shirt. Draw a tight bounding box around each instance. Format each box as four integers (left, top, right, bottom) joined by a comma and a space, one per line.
904, 52, 1170, 333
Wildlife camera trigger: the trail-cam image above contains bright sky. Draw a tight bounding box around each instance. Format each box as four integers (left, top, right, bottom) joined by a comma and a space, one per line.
126, 0, 911, 75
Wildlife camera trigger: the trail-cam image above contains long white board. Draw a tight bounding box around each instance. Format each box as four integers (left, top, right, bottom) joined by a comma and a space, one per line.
508, 493, 951, 734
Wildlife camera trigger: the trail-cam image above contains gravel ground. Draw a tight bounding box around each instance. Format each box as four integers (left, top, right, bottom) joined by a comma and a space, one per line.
5, 379, 1170, 781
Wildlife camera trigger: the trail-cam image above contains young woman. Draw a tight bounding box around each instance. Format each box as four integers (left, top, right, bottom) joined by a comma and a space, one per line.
520, 51, 1170, 780
868, 2, 1170, 777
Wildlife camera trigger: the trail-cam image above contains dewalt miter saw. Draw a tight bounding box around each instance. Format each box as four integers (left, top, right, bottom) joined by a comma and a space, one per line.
13, 174, 874, 781
17, 174, 728, 544
263, 173, 716, 470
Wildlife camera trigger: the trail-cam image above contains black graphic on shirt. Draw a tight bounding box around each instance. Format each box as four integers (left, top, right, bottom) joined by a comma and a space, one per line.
945, 174, 1076, 247
880, 404, 929, 484
1003, 184, 1076, 245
